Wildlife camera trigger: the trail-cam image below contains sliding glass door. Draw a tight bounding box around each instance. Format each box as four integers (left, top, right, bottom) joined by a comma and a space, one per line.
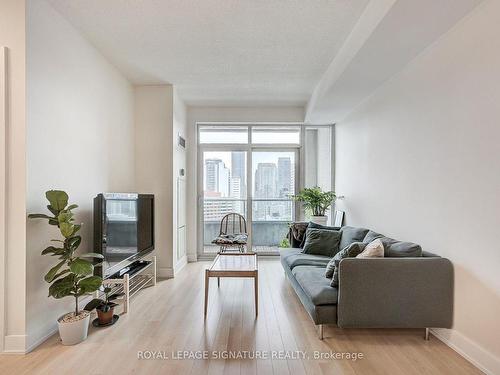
198, 124, 302, 256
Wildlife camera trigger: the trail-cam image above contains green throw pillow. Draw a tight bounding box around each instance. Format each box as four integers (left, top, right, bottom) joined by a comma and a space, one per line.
302, 228, 341, 257
325, 242, 366, 286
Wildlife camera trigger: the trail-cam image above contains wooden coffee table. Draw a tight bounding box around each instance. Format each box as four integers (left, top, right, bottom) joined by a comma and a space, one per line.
204, 252, 258, 317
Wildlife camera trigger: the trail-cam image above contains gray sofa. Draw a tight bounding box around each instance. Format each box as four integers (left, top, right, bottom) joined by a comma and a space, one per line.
280, 226, 453, 339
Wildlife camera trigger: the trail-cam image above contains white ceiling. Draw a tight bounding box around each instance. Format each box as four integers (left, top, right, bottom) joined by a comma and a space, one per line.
46, 0, 369, 106
305, 0, 483, 123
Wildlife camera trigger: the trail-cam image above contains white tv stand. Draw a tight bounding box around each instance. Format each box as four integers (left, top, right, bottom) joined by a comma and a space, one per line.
95, 255, 157, 313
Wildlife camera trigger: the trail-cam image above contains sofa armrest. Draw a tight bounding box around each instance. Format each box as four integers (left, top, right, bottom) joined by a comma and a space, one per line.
337, 257, 453, 328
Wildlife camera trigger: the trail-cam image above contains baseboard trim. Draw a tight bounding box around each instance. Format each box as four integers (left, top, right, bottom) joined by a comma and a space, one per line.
174, 256, 187, 275
157, 267, 174, 278
3, 334, 27, 353
431, 328, 499, 375
26, 326, 58, 353
187, 254, 197, 262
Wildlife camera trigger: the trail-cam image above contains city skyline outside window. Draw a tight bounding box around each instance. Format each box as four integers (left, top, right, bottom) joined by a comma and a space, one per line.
199, 124, 301, 254
202, 149, 296, 253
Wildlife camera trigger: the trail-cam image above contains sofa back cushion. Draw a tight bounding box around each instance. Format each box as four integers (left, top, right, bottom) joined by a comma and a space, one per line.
325, 242, 366, 284
363, 230, 384, 244
339, 226, 369, 250
308, 222, 341, 231
363, 230, 423, 257
300, 222, 341, 247
302, 228, 341, 257
379, 237, 422, 257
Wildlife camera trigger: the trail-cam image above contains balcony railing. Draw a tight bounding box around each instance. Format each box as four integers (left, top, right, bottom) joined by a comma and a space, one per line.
202, 197, 293, 254
203, 221, 290, 254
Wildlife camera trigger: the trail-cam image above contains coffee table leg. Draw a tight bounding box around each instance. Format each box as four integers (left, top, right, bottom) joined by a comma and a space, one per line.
204, 270, 209, 318
254, 272, 258, 317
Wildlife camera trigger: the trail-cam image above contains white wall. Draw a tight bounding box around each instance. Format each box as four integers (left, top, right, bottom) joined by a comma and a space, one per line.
186, 106, 305, 260
334, 1, 500, 373
0, 0, 27, 353
134, 85, 175, 277
26, 0, 135, 351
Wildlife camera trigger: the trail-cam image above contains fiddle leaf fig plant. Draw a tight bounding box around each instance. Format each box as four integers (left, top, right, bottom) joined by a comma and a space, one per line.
292, 187, 336, 216
28, 190, 103, 317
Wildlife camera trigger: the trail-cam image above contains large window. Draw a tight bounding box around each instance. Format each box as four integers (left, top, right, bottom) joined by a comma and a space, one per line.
198, 123, 332, 256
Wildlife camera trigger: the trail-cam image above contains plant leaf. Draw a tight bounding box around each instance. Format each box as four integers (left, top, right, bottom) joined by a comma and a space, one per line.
69, 258, 93, 276
58, 211, 74, 224
67, 204, 78, 210
59, 222, 74, 238
46, 190, 69, 211
28, 213, 55, 220
83, 298, 105, 311
44, 259, 67, 283
67, 236, 81, 250
79, 252, 104, 259
48, 274, 76, 298
78, 276, 102, 294
41, 246, 63, 255
72, 224, 82, 235
52, 269, 70, 280
47, 205, 59, 216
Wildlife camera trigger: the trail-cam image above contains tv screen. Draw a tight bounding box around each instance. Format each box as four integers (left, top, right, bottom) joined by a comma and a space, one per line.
94, 193, 154, 278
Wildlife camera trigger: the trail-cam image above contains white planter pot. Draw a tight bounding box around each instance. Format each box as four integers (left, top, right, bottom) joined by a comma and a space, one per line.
311, 216, 328, 225
57, 312, 90, 345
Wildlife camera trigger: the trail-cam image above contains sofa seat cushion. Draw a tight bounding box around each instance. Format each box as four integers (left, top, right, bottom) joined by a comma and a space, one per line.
339, 226, 369, 250
292, 266, 338, 306
280, 248, 331, 270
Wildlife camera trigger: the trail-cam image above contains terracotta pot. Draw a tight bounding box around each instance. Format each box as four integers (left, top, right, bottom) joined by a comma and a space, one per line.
97, 307, 114, 325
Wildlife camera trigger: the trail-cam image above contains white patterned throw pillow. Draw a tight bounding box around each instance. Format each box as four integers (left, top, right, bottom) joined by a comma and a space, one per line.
356, 238, 384, 258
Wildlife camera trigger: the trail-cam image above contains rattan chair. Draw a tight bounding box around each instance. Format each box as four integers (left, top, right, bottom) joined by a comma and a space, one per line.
211, 213, 248, 253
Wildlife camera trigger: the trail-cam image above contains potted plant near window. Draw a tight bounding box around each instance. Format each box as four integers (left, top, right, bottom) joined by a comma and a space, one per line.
84, 287, 123, 326
293, 187, 336, 225
28, 190, 103, 345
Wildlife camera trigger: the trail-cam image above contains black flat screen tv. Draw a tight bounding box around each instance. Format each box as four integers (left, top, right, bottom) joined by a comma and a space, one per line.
93, 193, 154, 278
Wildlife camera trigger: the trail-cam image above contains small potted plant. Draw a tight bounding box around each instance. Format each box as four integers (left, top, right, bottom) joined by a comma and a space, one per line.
293, 187, 336, 225
29, 190, 103, 345
84, 287, 123, 325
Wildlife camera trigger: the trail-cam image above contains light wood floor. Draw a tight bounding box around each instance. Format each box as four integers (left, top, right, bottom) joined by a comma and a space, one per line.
0, 260, 482, 375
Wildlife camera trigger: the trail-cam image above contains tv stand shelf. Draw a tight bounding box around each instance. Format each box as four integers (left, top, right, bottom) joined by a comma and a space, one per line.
95, 255, 156, 314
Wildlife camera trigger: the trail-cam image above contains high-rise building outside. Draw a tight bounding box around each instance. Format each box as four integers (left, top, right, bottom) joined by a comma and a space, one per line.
255, 163, 277, 198
277, 157, 292, 198
204, 158, 230, 197
231, 152, 246, 198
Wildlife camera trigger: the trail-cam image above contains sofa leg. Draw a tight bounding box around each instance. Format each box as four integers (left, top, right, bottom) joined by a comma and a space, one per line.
318, 324, 324, 340
425, 328, 430, 341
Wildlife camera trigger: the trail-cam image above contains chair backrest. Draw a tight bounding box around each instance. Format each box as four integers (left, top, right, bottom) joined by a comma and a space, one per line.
219, 213, 247, 235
